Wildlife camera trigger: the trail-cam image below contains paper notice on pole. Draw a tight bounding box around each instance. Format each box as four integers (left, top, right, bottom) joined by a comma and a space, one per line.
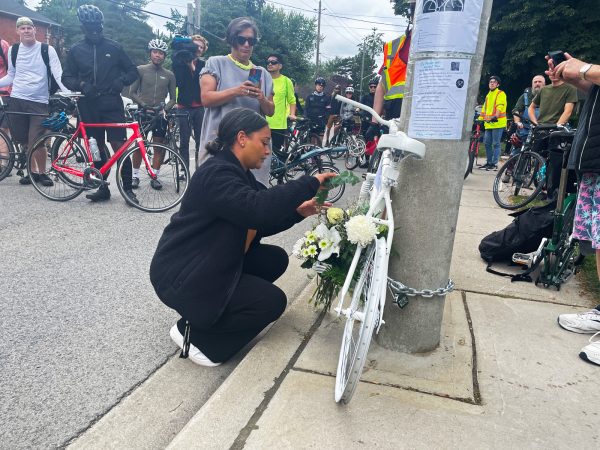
408, 58, 470, 140
414, 0, 483, 54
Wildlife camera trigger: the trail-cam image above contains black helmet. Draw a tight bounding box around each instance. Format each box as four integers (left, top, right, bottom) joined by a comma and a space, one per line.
314, 77, 326, 86
368, 79, 378, 87
77, 4, 104, 24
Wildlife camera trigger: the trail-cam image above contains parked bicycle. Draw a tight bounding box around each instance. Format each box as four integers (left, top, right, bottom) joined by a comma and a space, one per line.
330, 93, 427, 404
26, 111, 188, 212
464, 113, 483, 179
492, 122, 560, 210
328, 116, 367, 170
269, 143, 346, 203
512, 129, 583, 289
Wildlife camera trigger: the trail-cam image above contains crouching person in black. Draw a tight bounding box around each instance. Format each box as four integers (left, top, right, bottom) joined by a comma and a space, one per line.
150, 108, 335, 366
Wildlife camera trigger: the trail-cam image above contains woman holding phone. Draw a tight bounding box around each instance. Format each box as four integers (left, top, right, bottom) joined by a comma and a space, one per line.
199, 17, 274, 185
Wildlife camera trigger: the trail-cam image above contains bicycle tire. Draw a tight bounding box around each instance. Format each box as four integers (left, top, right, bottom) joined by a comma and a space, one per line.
28, 133, 88, 201
493, 151, 545, 210
335, 237, 387, 404
464, 138, 477, 179
0, 129, 16, 181
308, 163, 344, 203
345, 152, 360, 170
368, 148, 383, 174
167, 119, 181, 154
118, 143, 189, 212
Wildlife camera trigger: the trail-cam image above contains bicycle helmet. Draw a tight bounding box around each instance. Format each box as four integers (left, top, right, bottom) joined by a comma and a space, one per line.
345, 86, 354, 94
42, 112, 68, 132
148, 39, 168, 53
77, 5, 104, 24
314, 77, 326, 86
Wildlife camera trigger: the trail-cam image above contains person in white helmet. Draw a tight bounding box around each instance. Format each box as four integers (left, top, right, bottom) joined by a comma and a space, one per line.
129, 39, 176, 190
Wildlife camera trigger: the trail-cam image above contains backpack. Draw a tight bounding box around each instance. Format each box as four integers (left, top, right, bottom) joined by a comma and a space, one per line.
10, 43, 60, 95
478, 203, 555, 281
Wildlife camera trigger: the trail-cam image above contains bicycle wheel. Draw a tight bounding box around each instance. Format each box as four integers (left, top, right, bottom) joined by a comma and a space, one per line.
308, 163, 344, 203
166, 119, 181, 154
464, 138, 477, 179
28, 133, 88, 201
335, 237, 387, 404
0, 129, 16, 181
493, 151, 545, 210
118, 143, 189, 212
368, 148, 383, 174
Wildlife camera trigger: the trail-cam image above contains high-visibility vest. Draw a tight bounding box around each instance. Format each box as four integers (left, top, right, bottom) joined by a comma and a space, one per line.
478, 89, 507, 129
382, 31, 411, 100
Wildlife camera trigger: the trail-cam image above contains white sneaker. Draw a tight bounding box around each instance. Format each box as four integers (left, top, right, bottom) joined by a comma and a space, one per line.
170, 324, 221, 367
557, 308, 600, 333
579, 332, 600, 366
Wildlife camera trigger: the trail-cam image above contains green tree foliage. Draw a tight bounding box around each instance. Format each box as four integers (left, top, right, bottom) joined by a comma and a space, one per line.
483, 0, 600, 106
38, 0, 155, 65
165, 0, 317, 85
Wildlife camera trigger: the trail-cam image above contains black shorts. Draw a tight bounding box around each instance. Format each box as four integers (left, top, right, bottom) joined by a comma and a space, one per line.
77, 94, 126, 142
150, 115, 167, 138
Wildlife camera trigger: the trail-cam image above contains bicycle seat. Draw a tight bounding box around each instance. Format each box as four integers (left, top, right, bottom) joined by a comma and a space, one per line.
377, 131, 426, 160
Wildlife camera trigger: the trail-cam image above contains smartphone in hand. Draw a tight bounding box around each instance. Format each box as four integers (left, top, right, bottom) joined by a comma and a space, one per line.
548, 51, 566, 66
248, 68, 262, 88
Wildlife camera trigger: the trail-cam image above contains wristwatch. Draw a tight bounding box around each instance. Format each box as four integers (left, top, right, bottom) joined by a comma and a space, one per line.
579, 63, 593, 80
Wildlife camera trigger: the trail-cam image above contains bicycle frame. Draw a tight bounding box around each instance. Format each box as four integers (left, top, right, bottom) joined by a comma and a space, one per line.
54, 121, 155, 181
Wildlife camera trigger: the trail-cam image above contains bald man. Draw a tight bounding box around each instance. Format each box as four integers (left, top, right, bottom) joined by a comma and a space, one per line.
513, 74, 546, 135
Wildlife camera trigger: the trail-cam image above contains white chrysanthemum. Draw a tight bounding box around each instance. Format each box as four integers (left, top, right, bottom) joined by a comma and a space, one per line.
301, 247, 311, 258
305, 230, 317, 243
307, 245, 318, 256
292, 237, 306, 258
318, 240, 329, 249
345, 215, 377, 247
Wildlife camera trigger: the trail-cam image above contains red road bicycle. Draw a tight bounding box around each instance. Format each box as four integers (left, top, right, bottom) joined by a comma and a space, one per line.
464, 116, 483, 179
26, 118, 189, 212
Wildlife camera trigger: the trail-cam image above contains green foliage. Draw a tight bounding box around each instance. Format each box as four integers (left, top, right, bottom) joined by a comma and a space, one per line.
483, 0, 600, 106
164, 0, 317, 85
391, 0, 413, 18
315, 171, 360, 205
38, 0, 155, 65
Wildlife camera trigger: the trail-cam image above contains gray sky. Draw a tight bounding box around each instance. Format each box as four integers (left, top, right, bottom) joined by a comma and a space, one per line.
30, 0, 408, 73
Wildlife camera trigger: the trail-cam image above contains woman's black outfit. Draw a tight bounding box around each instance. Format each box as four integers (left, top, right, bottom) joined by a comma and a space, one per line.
150, 148, 320, 362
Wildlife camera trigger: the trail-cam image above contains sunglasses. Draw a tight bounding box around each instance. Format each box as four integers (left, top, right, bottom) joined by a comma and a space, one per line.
235, 35, 257, 46
266, 60, 280, 65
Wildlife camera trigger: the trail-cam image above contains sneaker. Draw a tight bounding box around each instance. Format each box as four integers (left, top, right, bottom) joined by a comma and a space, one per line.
124, 189, 139, 205
170, 324, 221, 367
486, 164, 498, 171
19, 174, 34, 185
579, 332, 600, 366
86, 185, 111, 202
38, 173, 54, 187
132, 177, 140, 189
478, 163, 490, 170
150, 178, 162, 190
558, 308, 600, 333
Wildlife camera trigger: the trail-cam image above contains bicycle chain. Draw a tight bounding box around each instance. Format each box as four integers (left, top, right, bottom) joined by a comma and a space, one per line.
387, 277, 455, 309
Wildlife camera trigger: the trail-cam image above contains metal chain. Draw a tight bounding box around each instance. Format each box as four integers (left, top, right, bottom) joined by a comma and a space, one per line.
387, 277, 455, 309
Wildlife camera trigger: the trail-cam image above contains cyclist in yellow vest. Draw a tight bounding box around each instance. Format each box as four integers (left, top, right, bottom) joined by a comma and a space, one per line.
478, 75, 507, 170
368, 31, 410, 142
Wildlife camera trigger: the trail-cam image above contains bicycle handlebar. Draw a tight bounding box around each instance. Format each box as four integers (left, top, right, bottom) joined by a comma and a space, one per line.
333, 93, 390, 128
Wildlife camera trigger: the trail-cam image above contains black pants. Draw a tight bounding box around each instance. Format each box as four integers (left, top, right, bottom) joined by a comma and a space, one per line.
78, 95, 132, 190
177, 244, 289, 363
178, 106, 204, 169
271, 129, 287, 153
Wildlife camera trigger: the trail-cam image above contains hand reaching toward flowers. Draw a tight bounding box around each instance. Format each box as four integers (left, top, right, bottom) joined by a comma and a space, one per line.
297, 198, 332, 217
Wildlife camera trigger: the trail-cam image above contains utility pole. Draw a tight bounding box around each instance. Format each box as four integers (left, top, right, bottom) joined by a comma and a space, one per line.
375, 0, 493, 353
194, 0, 201, 32
359, 45, 365, 97
314, 0, 322, 77
186, 3, 194, 35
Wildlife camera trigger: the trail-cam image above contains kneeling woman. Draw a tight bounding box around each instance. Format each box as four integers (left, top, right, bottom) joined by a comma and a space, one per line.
150, 108, 334, 366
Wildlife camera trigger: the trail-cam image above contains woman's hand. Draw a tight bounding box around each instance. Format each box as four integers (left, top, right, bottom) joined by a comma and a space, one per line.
313, 172, 337, 186
296, 198, 333, 217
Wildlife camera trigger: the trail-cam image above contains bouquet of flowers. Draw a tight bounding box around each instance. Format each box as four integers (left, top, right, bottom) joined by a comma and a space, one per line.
293, 203, 388, 310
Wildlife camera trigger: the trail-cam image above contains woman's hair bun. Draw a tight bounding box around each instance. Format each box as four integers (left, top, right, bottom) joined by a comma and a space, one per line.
205, 137, 223, 155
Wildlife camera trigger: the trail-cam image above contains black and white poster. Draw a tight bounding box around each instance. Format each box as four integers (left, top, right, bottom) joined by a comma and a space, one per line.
414, 0, 483, 54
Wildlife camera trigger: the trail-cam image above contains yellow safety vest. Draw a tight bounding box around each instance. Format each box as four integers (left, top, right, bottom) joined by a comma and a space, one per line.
382, 33, 410, 100
478, 89, 507, 129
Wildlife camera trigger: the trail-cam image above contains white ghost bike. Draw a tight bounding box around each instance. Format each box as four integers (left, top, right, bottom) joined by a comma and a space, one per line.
331, 94, 426, 404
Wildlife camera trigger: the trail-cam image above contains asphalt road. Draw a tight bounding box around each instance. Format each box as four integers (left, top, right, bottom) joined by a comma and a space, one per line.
0, 158, 364, 449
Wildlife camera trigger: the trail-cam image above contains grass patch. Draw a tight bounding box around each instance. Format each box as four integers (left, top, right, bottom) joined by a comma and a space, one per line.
578, 255, 600, 301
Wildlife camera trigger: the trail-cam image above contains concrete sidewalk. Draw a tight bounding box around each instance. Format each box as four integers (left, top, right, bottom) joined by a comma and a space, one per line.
72, 169, 599, 449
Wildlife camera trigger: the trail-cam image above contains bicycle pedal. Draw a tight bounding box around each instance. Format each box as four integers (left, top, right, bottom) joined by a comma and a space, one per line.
512, 253, 532, 266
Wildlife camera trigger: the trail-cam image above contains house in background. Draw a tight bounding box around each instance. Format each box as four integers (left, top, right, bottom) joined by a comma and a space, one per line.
0, 0, 61, 48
